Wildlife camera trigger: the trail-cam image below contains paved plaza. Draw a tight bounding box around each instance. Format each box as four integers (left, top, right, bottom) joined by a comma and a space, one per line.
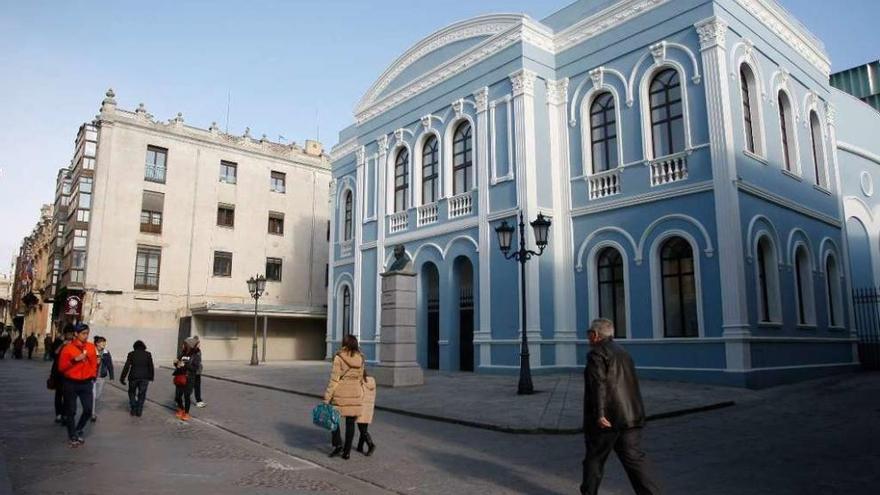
1, 359, 879, 494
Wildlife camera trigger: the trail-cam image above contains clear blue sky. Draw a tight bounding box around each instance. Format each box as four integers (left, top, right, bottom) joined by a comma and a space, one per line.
1, 0, 877, 270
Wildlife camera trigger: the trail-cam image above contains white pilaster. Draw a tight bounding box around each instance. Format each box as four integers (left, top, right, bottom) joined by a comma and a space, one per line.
474, 87, 492, 367
696, 17, 751, 370
375, 134, 389, 361
353, 147, 366, 339
326, 179, 337, 359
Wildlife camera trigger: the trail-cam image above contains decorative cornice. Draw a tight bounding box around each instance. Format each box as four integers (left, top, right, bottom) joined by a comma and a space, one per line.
329, 138, 358, 162
510, 69, 537, 97
736, 180, 841, 227
695, 17, 728, 50
554, 0, 669, 53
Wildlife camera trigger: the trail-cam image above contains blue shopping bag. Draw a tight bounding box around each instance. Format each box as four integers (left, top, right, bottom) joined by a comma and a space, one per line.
312, 403, 340, 432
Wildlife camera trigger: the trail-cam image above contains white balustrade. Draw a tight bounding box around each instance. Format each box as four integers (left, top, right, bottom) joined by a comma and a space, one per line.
588, 169, 621, 200
649, 152, 689, 187
448, 191, 474, 219
417, 203, 439, 227
388, 211, 408, 234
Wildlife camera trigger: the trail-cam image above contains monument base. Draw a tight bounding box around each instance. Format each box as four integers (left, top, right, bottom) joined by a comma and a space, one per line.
371, 362, 424, 387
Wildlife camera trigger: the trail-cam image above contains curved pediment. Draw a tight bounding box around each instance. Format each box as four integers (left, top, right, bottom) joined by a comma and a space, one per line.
355, 14, 528, 116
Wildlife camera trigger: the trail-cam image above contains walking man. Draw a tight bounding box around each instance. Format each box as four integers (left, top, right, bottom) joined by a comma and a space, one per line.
582, 319, 660, 495
43, 333, 53, 361
25, 333, 38, 359
191, 336, 206, 408
91, 336, 114, 422
57, 324, 98, 447
119, 340, 154, 417
0, 329, 10, 359
12, 333, 24, 359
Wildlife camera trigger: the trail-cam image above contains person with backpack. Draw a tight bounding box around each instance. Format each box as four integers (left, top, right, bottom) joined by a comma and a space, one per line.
25, 333, 38, 359
57, 324, 97, 447
91, 336, 114, 422
173, 337, 200, 421
119, 340, 154, 417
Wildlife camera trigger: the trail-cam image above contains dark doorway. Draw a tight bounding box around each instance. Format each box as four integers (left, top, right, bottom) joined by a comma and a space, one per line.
455, 257, 474, 372
424, 263, 440, 370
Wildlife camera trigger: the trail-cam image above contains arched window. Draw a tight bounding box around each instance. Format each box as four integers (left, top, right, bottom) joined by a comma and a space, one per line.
660, 237, 698, 337
756, 236, 781, 323
597, 247, 626, 338
740, 65, 758, 154
825, 254, 843, 327
649, 69, 685, 158
794, 245, 815, 325
341, 285, 352, 337
422, 135, 439, 204
809, 111, 826, 187
394, 148, 409, 213
778, 92, 795, 172
590, 92, 618, 173
343, 190, 353, 242
452, 122, 473, 195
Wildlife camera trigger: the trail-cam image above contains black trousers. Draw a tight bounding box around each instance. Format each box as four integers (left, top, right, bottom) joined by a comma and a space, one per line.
194, 374, 202, 402
331, 416, 356, 452
54, 385, 65, 416
582, 427, 661, 495
128, 380, 149, 414
27, 347, 34, 359
63, 380, 93, 440
175, 381, 194, 413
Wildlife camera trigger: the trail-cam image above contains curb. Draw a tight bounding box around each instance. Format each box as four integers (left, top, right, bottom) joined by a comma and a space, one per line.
176, 367, 736, 435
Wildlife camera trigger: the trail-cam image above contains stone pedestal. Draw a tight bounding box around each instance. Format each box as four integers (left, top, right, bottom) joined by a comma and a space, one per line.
372, 270, 424, 387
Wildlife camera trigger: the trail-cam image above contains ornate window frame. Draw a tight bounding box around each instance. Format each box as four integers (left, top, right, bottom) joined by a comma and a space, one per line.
753, 231, 782, 324
639, 62, 693, 161
586, 241, 632, 339
649, 231, 704, 339
791, 241, 817, 327
580, 86, 624, 175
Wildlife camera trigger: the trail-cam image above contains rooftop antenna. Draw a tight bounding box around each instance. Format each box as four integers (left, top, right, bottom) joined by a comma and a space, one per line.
225, 91, 231, 133
315, 108, 320, 142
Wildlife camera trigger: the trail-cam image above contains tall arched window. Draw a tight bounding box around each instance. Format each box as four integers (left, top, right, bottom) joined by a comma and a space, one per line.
756, 236, 781, 323
794, 245, 815, 325
778, 92, 795, 172
590, 92, 618, 173
422, 135, 439, 204
452, 122, 473, 195
809, 111, 826, 187
740, 65, 757, 154
343, 190, 353, 241
341, 285, 352, 336
660, 237, 698, 337
597, 247, 626, 338
825, 254, 842, 327
394, 148, 409, 213
649, 68, 685, 158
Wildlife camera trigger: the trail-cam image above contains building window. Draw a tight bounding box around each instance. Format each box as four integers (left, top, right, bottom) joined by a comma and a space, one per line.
213, 251, 233, 277
204, 320, 238, 340
778, 92, 795, 172
740, 66, 757, 154
76, 209, 90, 223
341, 285, 352, 336
324, 264, 329, 287
270, 171, 286, 193
794, 245, 815, 325
73, 229, 88, 249
422, 135, 439, 204
755, 236, 781, 323
217, 204, 235, 228
452, 121, 473, 195
140, 191, 164, 234
220, 161, 237, 184
590, 92, 618, 173
809, 111, 826, 187
826, 254, 842, 327
268, 212, 284, 235
266, 257, 283, 281
145, 146, 167, 183
394, 148, 409, 213
660, 237, 698, 337
326, 220, 330, 242
134, 246, 161, 290
343, 191, 353, 241
649, 68, 685, 158
597, 247, 626, 338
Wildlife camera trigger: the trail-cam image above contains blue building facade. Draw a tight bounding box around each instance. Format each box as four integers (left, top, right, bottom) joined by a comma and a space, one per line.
328, 0, 878, 387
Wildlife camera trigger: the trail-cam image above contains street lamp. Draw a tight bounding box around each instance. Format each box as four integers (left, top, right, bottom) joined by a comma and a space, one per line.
495, 211, 551, 395
246, 274, 266, 366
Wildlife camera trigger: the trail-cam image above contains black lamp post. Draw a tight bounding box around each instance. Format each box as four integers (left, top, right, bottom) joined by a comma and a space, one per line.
495, 211, 551, 395
246, 274, 267, 366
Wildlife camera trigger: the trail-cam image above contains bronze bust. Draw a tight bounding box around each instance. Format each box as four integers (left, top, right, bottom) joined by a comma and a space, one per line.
387, 245, 411, 272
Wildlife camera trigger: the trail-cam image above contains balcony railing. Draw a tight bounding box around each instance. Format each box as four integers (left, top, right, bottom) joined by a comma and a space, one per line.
649, 152, 688, 187
448, 191, 474, 219
588, 169, 621, 200
389, 211, 408, 234
417, 203, 439, 227
145, 164, 166, 183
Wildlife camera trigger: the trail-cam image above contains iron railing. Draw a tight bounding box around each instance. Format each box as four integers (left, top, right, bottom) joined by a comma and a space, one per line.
851, 287, 880, 369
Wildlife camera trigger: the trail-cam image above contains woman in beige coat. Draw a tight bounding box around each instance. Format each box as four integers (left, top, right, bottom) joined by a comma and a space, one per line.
323, 334, 365, 459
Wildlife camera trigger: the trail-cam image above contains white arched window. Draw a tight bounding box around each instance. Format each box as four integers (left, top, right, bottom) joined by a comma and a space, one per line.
343, 190, 353, 242
422, 135, 439, 204
778, 91, 797, 173
660, 236, 699, 337
793, 245, 816, 326
739, 64, 764, 156
341, 285, 352, 337
597, 246, 626, 337
649, 68, 686, 158
809, 111, 827, 187
825, 253, 843, 327
755, 235, 781, 323
452, 121, 473, 195
589, 92, 619, 173
393, 148, 409, 213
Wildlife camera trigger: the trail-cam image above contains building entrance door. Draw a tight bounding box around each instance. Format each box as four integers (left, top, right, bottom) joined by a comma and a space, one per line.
424, 263, 440, 370
455, 257, 474, 372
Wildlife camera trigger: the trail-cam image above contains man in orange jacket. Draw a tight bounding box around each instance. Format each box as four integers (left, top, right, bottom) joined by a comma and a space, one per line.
57, 324, 98, 447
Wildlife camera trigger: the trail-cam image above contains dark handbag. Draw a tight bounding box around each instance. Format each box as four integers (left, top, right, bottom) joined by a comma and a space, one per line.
46, 376, 57, 390
172, 366, 187, 387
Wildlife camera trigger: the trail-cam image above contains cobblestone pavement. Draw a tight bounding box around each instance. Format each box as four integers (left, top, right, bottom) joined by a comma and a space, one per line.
2, 359, 879, 494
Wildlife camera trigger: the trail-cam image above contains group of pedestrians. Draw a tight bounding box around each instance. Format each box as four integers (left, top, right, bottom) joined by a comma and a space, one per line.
0, 329, 40, 360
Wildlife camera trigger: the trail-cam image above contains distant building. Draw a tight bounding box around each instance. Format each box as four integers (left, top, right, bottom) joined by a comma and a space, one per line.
11, 204, 55, 338
831, 60, 880, 112
0, 273, 12, 328
50, 90, 331, 360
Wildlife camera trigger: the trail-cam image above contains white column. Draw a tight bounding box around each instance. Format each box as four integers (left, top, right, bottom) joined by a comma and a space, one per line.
375, 135, 389, 361
510, 69, 542, 365
547, 78, 578, 366
353, 147, 366, 339
325, 179, 337, 359
696, 17, 751, 370
474, 87, 492, 367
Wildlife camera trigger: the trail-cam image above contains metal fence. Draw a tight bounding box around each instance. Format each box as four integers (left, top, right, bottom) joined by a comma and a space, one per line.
851, 287, 880, 369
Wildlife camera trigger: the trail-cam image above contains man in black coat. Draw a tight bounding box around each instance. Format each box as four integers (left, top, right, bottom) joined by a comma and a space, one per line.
25, 333, 38, 359
582, 318, 660, 495
119, 340, 154, 417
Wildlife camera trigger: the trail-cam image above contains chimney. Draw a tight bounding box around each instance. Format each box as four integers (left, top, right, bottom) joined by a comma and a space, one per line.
304, 140, 323, 156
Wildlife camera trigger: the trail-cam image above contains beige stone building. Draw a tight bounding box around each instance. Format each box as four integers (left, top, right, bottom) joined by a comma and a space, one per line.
10, 204, 55, 341
54, 90, 331, 361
